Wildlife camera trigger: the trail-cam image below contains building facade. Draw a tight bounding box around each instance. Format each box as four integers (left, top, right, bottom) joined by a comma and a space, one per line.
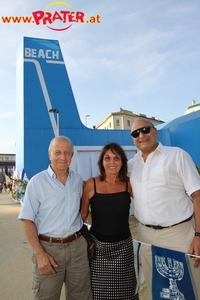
96, 108, 164, 130
0, 154, 15, 177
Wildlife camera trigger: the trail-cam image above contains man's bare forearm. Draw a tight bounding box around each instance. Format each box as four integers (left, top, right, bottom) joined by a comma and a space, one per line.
192, 190, 200, 232
22, 219, 45, 255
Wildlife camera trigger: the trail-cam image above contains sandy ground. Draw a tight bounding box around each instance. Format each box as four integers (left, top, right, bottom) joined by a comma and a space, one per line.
0, 192, 149, 300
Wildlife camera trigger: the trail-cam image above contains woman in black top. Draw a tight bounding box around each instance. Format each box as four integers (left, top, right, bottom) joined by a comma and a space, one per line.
81, 142, 139, 300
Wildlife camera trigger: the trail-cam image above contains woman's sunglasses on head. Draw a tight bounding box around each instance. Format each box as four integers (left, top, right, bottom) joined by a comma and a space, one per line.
131, 126, 153, 138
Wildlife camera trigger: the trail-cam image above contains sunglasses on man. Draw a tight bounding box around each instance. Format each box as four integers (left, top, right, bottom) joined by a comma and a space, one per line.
131, 126, 153, 138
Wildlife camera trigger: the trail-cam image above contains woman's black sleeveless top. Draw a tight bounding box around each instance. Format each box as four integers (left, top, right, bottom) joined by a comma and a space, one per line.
90, 178, 131, 242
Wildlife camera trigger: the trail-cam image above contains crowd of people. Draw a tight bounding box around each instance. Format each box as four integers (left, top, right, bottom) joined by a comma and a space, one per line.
18, 120, 200, 300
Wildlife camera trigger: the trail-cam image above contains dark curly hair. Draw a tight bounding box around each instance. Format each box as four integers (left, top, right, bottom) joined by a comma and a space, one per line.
98, 142, 128, 182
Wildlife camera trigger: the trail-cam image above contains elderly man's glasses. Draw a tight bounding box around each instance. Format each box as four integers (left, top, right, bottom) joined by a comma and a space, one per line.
131, 126, 152, 138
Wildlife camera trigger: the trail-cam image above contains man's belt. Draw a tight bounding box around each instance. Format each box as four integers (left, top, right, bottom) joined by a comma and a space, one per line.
141, 215, 193, 230
38, 231, 81, 243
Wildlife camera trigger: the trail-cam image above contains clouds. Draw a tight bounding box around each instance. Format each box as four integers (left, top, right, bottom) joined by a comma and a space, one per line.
0, 0, 199, 152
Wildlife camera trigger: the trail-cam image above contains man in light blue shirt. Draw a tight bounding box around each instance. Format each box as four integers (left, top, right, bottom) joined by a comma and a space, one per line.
18, 136, 92, 300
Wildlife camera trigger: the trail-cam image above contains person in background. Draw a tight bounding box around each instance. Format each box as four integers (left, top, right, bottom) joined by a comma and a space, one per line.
0, 171, 6, 193
81, 142, 139, 300
3, 181, 7, 192
128, 118, 200, 299
18, 136, 92, 300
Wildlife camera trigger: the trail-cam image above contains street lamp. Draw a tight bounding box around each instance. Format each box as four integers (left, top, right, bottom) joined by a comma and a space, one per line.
49, 108, 60, 136
85, 114, 90, 127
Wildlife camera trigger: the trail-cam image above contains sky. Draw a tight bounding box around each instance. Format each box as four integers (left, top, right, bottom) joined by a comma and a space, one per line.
0, 0, 199, 153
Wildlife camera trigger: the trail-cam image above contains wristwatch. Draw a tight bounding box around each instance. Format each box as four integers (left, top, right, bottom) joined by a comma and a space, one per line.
195, 232, 200, 237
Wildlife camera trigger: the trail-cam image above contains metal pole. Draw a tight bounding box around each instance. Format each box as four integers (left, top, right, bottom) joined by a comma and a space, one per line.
57, 111, 60, 136
49, 108, 60, 137
85, 114, 90, 127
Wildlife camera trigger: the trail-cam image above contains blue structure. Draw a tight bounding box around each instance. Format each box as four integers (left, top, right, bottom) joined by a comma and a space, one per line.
16, 37, 135, 178
157, 110, 200, 166
16, 37, 200, 178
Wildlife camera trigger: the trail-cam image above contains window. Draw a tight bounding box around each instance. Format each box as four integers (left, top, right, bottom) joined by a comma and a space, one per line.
109, 122, 111, 128
127, 120, 130, 126
116, 119, 120, 126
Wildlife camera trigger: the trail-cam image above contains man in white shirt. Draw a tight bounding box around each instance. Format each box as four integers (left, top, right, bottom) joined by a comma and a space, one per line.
19, 136, 92, 300
128, 118, 200, 299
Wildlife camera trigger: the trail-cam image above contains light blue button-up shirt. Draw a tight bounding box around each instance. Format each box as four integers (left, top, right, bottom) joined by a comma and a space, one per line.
18, 166, 83, 237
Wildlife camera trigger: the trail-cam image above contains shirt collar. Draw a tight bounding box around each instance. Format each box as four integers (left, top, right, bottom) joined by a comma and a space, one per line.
134, 142, 163, 160
47, 165, 73, 178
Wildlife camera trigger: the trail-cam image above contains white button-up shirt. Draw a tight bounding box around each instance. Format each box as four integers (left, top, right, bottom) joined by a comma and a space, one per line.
128, 143, 200, 226
18, 166, 83, 237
